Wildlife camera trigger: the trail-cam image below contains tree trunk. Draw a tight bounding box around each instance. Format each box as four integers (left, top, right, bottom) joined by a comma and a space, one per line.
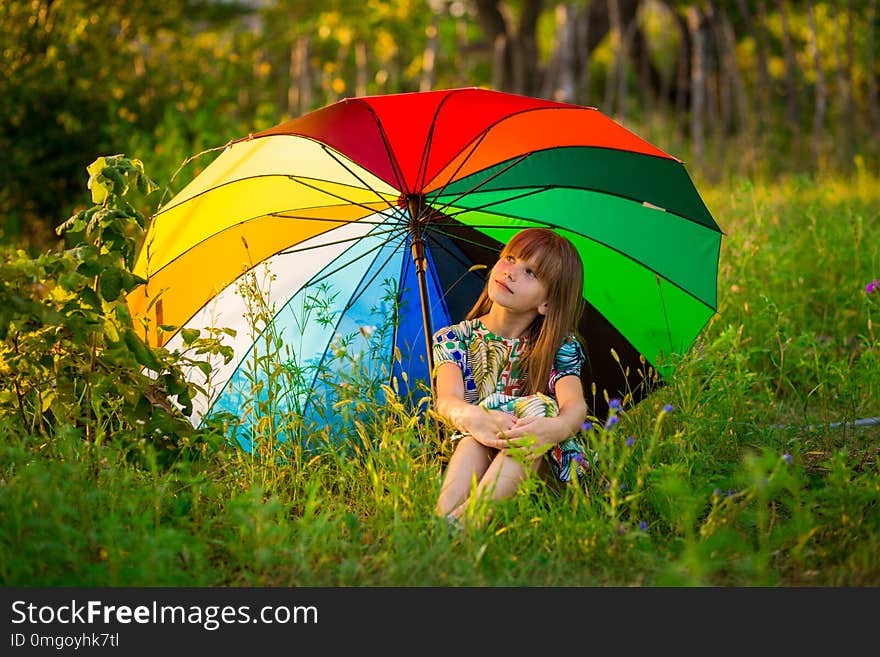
473, 0, 640, 98
474, 0, 512, 89
735, 0, 771, 129
575, 6, 593, 105
775, 0, 800, 126
701, 2, 722, 153
868, 0, 879, 138
687, 5, 705, 165
708, 3, 728, 135
355, 40, 368, 97
673, 8, 692, 144
629, 6, 664, 114
456, 18, 470, 88
300, 37, 313, 113
718, 5, 747, 134
515, 0, 543, 96
287, 39, 300, 117
755, 0, 776, 138
473, 0, 542, 95
844, 0, 857, 157
606, 0, 628, 119
542, 3, 577, 102
420, 13, 440, 92
830, 0, 853, 163
491, 32, 508, 91
702, 2, 727, 169
807, 0, 827, 169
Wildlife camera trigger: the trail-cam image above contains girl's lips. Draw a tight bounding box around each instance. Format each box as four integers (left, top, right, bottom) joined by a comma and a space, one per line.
493, 279, 513, 294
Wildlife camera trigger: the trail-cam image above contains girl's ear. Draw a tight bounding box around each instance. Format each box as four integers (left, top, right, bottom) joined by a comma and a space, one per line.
537, 301, 548, 316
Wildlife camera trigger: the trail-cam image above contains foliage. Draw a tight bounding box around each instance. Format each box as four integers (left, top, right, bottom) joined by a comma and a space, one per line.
0, 156, 232, 467
3, 1, 879, 251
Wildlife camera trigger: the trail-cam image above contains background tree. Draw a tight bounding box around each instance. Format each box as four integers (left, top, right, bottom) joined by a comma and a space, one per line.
2, 0, 878, 252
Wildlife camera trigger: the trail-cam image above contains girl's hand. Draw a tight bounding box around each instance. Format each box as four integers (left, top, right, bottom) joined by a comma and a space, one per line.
498, 416, 561, 449
460, 406, 516, 450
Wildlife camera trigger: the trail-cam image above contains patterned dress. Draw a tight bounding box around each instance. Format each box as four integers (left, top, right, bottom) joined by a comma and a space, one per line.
432, 318, 588, 482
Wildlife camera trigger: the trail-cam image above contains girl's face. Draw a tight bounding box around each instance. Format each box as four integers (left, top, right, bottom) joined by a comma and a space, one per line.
488, 253, 549, 317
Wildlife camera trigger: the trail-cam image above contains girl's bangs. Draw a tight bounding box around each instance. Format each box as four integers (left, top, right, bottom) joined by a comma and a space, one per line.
502, 229, 563, 283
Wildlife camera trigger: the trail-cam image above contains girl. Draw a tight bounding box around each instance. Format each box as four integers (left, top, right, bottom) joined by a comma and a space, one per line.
432, 227, 588, 526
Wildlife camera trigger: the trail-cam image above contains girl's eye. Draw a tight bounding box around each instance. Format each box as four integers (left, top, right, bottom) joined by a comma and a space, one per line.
505, 255, 515, 263
526, 268, 536, 278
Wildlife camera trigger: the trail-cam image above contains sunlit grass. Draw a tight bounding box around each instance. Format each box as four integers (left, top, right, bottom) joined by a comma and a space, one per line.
0, 172, 878, 586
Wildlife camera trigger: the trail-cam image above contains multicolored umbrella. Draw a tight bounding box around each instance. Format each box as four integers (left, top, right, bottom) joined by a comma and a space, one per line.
127, 87, 722, 441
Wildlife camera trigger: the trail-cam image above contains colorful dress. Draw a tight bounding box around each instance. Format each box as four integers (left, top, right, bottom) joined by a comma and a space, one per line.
432, 318, 588, 482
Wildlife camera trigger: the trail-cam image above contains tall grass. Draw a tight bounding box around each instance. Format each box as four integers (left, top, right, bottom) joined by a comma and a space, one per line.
0, 173, 877, 586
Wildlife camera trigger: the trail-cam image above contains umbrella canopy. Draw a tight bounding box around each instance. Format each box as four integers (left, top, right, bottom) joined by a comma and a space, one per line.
128, 87, 722, 440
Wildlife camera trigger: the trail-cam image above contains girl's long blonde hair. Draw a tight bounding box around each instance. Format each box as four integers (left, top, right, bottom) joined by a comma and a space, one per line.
466, 228, 585, 395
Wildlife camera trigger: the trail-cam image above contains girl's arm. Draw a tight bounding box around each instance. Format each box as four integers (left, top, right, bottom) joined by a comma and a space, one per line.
434, 362, 515, 449
499, 375, 587, 446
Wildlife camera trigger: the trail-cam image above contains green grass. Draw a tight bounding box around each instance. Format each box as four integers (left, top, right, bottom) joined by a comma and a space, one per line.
1, 173, 878, 586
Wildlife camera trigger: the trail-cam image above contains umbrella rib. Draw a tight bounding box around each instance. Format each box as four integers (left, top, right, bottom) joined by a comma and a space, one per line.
426, 153, 532, 219
362, 106, 410, 195
655, 274, 676, 354
414, 88, 466, 194
318, 145, 400, 213
286, 175, 399, 219
432, 187, 555, 226
430, 218, 718, 314
423, 130, 491, 208
276, 225, 405, 257
338, 232, 408, 316
304, 226, 410, 288
421, 236, 490, 308
427, 225, 506, 256
300, 228, 409, 418
269, 211, 389, 226
441, 184, 723, 250
430, 148, 721, 235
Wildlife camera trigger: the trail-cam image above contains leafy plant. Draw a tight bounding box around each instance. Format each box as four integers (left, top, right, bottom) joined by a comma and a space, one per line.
0, 156, 231, 465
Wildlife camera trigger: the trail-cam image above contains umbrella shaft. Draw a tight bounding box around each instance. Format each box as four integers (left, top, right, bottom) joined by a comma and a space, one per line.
409, 231, 435, 394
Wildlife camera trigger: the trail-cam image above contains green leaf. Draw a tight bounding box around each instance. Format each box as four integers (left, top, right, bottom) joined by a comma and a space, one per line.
103, 166, 127, 195
99, 268, 123, 302
86, 157, 110, 204
79, 288, 102, 311
123, 329, 162, 372
59, 270, 88, 292
180, 328, 200, 345
115, 304, 131, 323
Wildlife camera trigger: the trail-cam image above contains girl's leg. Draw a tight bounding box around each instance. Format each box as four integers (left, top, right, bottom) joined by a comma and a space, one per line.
450, 450, 544, 523
435, 436, 496, 517
479, 449, 544, 502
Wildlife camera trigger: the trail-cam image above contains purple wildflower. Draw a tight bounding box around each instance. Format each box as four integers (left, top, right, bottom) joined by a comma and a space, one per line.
866, 279, 880, 295
663, 404, 674, 413
573, 452, 590, 469
605, 415, 619, 430
625, 436, 635, 447
783, 453, 793, 464
639, 520, 648, 532
580, 421, 593, 432
608, 398, 621, 410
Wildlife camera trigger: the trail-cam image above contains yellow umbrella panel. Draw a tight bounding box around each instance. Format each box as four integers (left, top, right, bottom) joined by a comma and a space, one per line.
128, 135, 399, 346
